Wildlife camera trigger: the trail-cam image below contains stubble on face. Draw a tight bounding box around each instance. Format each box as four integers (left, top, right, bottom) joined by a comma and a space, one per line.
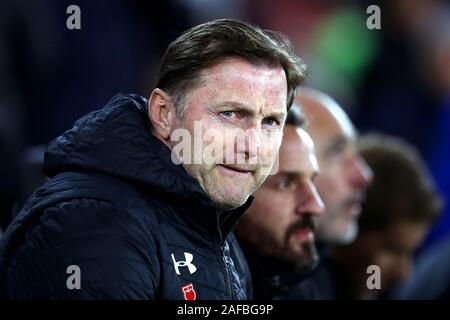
171, 58, 287, 210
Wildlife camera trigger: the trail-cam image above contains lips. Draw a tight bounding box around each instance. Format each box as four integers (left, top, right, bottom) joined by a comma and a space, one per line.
345, 198, 364, 217
286, 215, 318, 243
349, 202, 362, 217
292, 228, 314, 242
344, 193, 366, 217
218, 164, 255, 174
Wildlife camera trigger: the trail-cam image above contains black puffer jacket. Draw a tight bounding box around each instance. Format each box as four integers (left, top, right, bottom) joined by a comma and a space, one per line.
240, 243, 319, 300
0, 93, 252, 299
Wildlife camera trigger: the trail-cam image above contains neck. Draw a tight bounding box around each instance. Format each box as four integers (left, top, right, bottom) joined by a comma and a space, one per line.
240, 243, 313, 299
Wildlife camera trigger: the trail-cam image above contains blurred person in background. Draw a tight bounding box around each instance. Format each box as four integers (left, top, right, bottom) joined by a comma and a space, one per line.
333, 133, 442, 299
283, 88, 373, 299
418, 6, 450, 251
236, 105, 324, 299
393, 235, 450, 299
299, 88, 373, 246
355, 0, 450, 248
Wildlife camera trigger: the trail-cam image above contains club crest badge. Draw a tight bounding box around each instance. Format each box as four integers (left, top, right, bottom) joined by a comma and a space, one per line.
182, 283, 197, 300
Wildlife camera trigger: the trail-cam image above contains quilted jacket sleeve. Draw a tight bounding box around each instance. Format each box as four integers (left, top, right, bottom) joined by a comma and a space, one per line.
5, 198, 160, 299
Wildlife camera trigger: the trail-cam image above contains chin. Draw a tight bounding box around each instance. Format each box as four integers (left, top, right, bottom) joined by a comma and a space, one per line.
321, 221, 359, 245
341, 222, 359, 244
286, 242, 319, 273
290, 254, 319, 274
211, 193, 249, 211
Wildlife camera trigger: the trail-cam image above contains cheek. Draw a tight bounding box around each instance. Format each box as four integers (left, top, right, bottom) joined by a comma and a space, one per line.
375, 251, 396, 271
253, 192, 292, 222
260, 132, 283, 159
203, 124, 226, 149
251, 192, 275, 212
315, 177, 336, 201
252, 189, 284, 211
316, 168, 345, 195
253, 210, 289, 240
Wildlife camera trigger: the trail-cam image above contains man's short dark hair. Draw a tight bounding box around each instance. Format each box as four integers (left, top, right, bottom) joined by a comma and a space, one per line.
156, 19, 308, 117
358, 133, 443, 230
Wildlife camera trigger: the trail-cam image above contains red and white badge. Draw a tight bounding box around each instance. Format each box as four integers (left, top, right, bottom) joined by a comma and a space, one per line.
182, 283, 197, 300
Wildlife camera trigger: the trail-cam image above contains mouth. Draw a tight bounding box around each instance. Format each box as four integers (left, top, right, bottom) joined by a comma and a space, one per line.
291, 228, 315, 242
217, 164, 255, 176
345, 197, 364, 217
350, 203, 362, 217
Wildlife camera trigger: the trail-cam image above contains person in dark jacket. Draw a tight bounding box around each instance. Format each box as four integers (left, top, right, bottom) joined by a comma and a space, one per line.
0, 19, 307, 299
235, 105, 324, 299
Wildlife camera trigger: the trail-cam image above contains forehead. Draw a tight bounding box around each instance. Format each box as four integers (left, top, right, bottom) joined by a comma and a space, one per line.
299, 94, 356, 150
278, 126, 318, 172
193, 57, 288, 108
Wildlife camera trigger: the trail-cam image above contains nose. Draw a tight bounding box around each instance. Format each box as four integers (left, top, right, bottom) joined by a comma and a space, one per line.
348, 155, 373, 188
295, 182, 325, 217
238, 125, 261, 160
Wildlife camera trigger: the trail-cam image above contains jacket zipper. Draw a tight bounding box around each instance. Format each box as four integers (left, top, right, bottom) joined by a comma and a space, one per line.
221, 243, 234, 300
217, 219, 233, 300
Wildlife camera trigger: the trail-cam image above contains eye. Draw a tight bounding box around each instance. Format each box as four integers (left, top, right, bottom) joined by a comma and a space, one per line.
326, 146, 345, 161
221, 111, 235, 118
276, 178, 291, 190
262, 117, 280, 127
326, 140, 350, 161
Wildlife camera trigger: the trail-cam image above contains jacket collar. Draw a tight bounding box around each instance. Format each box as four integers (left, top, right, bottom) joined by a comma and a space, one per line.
242, 244, 315, 299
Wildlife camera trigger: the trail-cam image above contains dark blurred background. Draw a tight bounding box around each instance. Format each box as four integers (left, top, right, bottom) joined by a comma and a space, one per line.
0, 0, 449, 256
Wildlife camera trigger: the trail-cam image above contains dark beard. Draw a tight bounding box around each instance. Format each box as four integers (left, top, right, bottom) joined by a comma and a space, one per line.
289, 238, 319, 273
283, 214, 319, 272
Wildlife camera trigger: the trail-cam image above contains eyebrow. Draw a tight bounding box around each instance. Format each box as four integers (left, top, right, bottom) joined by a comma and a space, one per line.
276, 170, 319, 181
323, 135, 351, 154
213, 101, 287, 120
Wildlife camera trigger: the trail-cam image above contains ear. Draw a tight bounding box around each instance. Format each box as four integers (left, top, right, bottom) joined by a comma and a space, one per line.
148, 88, 176, 141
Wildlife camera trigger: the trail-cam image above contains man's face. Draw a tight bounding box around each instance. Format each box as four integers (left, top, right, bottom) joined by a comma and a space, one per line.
170, 58, 287, 210
236, 126, 324, 271
351, 221, 430, 292
301, 95, 373, 244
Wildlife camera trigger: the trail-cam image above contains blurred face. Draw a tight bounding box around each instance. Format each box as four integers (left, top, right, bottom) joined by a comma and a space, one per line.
346, 221, 430, 294
236, 126, 324, 272
300, 93, 373, 244
374, 222, 429, 290
171, 58, 287, 210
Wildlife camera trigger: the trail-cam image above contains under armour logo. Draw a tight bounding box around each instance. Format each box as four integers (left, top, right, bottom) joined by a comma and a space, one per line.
171, 252, 197, 275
